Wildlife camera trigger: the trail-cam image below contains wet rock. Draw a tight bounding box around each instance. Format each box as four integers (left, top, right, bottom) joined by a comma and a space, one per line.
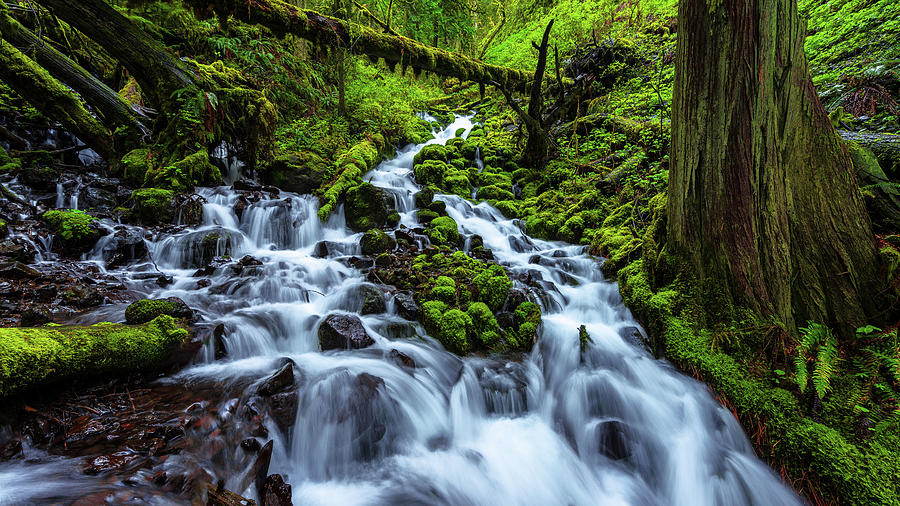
413, 187, 434, 208
83, 450, 142, 475
233, 179, 264, 192
241, 438, 262, 452
0, 438, 22, 460
374, 253, 393, 268
20, 306, 52, 326
0, 240, 34, 262
156, 274, 174, 287
214, 323, 228, 360
238, 440, 272, 500
318, 313, 375, 350
35, 284, 57, 302
428, 200, 447, 215
125, 297, 193, 324
0, 261, 39, 280
79, 186, 117, 211
394, 229, 415, 245
197, 278, 212, 288
262, 474, 293, 506
312, 241, 330, 258
345, 183, 390, 232
619, 325, 648, 349
261, 153, 327, 194
503, 289, 530, 312
393, 292, 419, 320
268, 390, 299, 432
233, 195, 250, 220
508, 235, 535, 253
19, 164, 57, 191
361, 286, 386, 315
388, 349, 416, 369
470, 234, 484, 249
62, 286, 104, 308
597, 420, 631, 460
257, 361, 295, 396
103, 228, 148, 267
360, 229, 396, 255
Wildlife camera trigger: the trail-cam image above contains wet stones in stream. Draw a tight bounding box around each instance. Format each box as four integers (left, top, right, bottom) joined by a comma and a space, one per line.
318, 313, 375, 350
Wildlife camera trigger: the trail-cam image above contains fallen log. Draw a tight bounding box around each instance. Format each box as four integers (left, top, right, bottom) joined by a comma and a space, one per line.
190, 0, 530, 92
839, 130, 900, 179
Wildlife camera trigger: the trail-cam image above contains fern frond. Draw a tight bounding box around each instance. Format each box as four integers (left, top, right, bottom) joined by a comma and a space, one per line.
812, 335, 839, 399
795, 353, 809, 393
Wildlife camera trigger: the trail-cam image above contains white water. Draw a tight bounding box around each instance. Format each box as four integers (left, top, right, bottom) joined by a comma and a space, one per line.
1, 116, 803, 505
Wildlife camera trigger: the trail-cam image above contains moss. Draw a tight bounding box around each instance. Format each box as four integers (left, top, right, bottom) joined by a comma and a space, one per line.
467, 301, 501, 346
360, 228, 396, 255
0, 315, 188, 398
417, 209, 439, 224
414, 187, 435, 208
414, 159, 451, 186
318, 140, 381, 221
413, 143, 451, 165
144, 148, 222, 191
125, 299, 181, 324
119, 148, 155, 184
428, 216, 460, 245
476, 184, 515, 201
473, 263, 512, 311
42, 210, 97, 242
131, 188, 175, 224
345, 182, 390, 232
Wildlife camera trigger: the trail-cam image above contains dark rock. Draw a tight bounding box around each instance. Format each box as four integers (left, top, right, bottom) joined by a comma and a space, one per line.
262, 474, 293, 506
388, 349, 416, 369
0, 438, 22, 460
345, 183, 390, 232
261, 153, 327, 194
413, 187, 434, 208
509, 236, 535, 253
63, 286, 104, 308
83, 451, 142, 475
238, 440, 273, 499
19, 164, 57, 191
428, 200, 447, 215
374, 253, 393, 267
597, 420, 631, 460
394, 229, 415, 244
214, 323, 228, 360
312, 241, 330, 258
619, 325, 648, 349
35, 284, 57, 302
241, 438, 262, 452
20, 306, 52, 326
268, 390, 299, 432
318, 313, 375, 350
197, 279, 211, 288
103, 228, 148, 267
394, 292, 419, 320
257, 361, 295, 396
238, 255, 263, 267
471, 246, 494, 260
233, 196, 250, 220
0, 261, 39, 280
233, 180, 264, 192
156, 275, 174, 287
470, 234, 484, 249
552, 250, 568, 258
361, 286, 386, 315
0, 240, 34, 262
503, 289, 530, 312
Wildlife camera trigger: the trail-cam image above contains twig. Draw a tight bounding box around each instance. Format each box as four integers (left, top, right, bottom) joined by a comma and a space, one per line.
125, 386, 136, 415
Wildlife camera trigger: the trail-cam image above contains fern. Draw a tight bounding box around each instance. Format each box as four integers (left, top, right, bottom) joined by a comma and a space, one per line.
813, 334, 839, 398
794, 322, 839, 397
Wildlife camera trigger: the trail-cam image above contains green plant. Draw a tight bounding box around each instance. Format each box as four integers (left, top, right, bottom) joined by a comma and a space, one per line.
794, 322, 840, 399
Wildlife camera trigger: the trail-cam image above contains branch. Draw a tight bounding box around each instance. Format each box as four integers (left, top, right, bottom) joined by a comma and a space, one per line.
351, 0, 398, 36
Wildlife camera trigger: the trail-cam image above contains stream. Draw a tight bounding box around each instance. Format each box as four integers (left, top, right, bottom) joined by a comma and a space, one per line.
0, 116, 803, 505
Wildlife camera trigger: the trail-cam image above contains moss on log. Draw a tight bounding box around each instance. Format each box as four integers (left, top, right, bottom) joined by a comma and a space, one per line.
0, 315, 189, 398
190, 0, 530, 91
0, 38, 112, 160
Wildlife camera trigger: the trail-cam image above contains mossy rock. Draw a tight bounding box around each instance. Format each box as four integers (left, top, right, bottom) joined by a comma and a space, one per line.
473, 263, 512, 311
19, 163, 58, 192
360, 229, 396, 255
417, 209, 439, 225
261, 152, 328, 194
119, 148, 155, 185
422, 301, 471, 353
42, 210, 104, 254
413, 144, 451, 165
125, 298, 193, 324
848, 141, 900, 233
414, 159, 451, 187
414, 187, 435, 208
476, 185, 515, 202
443, 174, 472, 197
144, 149, 222, 191
345, 182, 390, 232
0, 315, 189, 398
131, 188, 176, 225
427, 216, 460, 245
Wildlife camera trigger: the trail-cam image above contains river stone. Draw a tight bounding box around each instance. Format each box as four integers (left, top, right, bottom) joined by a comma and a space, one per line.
360, 286, 386, 315
0, 240, 35, 262
262, 474, 293, 506
20, 306, 52, 327
393, 292, 419, 320
318, 313, 375, 350
0, 261, 39, 279
345, 183, 390, 232
360, 229, 396, 256
597, 420, 631, 460
257, 361, 295, 396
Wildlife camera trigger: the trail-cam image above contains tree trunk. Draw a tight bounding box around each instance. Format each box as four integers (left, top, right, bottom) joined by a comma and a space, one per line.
39, 0, 195, 113
0, 38, 112, 159
0, 4, 145, 139
189, 0, 530, 92
667, 0, 890, 332
521, 20, 553, 167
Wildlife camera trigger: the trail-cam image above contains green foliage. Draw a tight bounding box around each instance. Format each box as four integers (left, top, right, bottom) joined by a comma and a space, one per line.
0, 316, 187, 398
131, 188, 175, 224
143, 148, 222, 191
795, 322, 840, 399
42, 210, 96, 242
124, 299, 181, 324
473, 263, 512, 311
428, 216, 460, 244
360, 228, 396, 255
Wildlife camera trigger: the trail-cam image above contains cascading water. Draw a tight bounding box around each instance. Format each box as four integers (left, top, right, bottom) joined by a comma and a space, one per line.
0, 116, 803, 505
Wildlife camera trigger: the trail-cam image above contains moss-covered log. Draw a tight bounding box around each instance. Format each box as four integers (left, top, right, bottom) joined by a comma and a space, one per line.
0, 38, 112, 160
840, 130, 900, 180
667, 0, 892, 332
190, 0, 530, 91
39, 0, 196, 113
0, 3, 146, 141
0, 315, 189, 398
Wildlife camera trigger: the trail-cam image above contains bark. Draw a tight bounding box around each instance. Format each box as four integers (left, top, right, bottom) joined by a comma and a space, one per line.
38, 0, 196, 113
0, 5, 146, 138
667, 0, 891, 331
190, 0, 530, 91
839, 130, 900, 178
0, 38, 112, 160
521, 20, 553, 166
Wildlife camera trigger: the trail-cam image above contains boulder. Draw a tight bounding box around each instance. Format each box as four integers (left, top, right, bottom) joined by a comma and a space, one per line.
393, 292, 419, 320
318, 313, 375, 350
0, 261, 39, 280
360, 286, 386, 315
20, 306, 52, 327
261, 474, 293, 506
345, 183, 390, 232
597, 420, 631, 460
257, 361, 295, 396
360, 229, 396, 255
261, 153, 327, 194
124, 297, 193, 324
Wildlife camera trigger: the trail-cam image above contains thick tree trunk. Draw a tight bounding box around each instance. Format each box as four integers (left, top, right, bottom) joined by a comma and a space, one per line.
0, 38, 112, 159
668, 0, 890, 331
0, 4, 146, 139
39, 0, 195, 113
521, 20, 553, 167
189, 0, 529, 91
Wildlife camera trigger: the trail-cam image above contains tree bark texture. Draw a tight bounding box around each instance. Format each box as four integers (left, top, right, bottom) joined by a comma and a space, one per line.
0, 38, 112, 159
190, 0, 530, 91
667, 0, 889, 331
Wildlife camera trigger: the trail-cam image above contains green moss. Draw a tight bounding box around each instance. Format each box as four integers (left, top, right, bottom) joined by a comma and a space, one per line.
119, 148, 154, 184
345, 182, 390, 232
414, 159, 451, 186
413, 143, 451, 165
0, 315, 188, 398
473, 263, 512, 311
476, 184, 515, 201
131, 188, 175, 224
144, 148, 222, 191
42, 209, 97, 242
417, 209, 439, 224
360, 228, 396, 255
124, 299, 181, 324
428, 216, 460, 245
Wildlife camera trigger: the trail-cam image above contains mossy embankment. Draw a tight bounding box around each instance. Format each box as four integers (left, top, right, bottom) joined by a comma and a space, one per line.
0, 315, 190, 398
